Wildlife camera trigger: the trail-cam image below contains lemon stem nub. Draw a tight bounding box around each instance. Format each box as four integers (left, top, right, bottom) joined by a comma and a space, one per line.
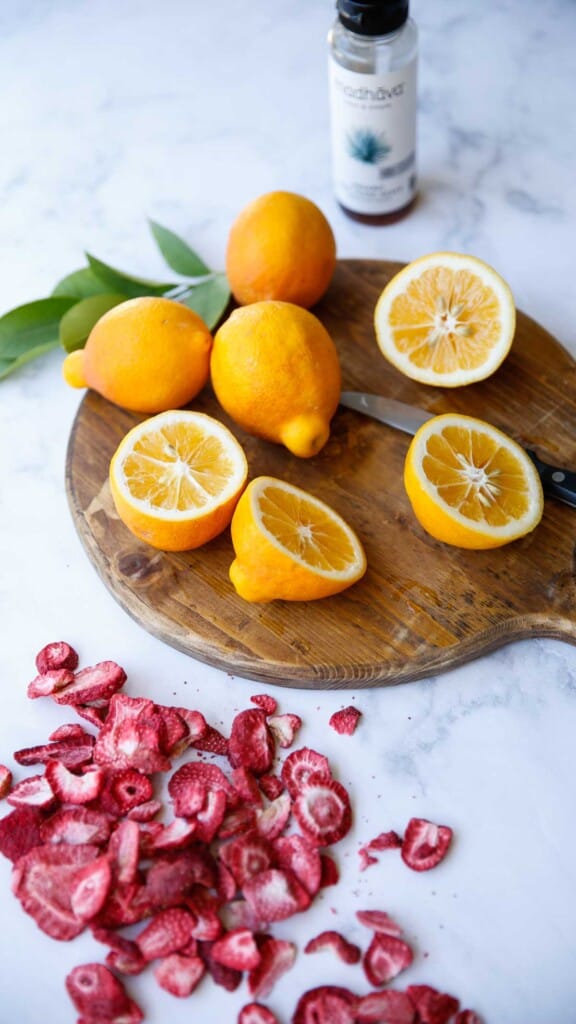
62, 349, 88, 389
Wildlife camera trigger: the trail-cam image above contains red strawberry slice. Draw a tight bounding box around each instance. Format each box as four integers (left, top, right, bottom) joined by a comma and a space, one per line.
147, 816, 198, 852
355, 989, 416, 1023
108, 819, 140, 884
216, 859, 237, 901
272, 834, 322, 896
268, 713, 302, 749
355, 909, 404, 937
243, 867, 310, 923
45, 761, 105, 804
218, 805, 258, 839
7, 773, 55, 810
0, 764, 12, 799
199, 940, 243, 991
127, 799, 163, 822
40, 806, 112, 847
401, 818, 453, 872
211, 927, 262, 970
194, 788, 228, 843
232, 766, 264, 807
359, 848, 379, 871
192, 724, 229, 756
155, 704, 189, 756
258, 774, 285, 801
454, 1012, 482, 1024
12, 843, 99, 939
329, 706, 362, 736
367, 829, 402, 851
220, 899, 261, 933
292, 773, 352, 847
173, 707, 208, 744
304, 930, 361, 964
48, 723, 89, 741
136, 907, 197, 961
53, 660, 127, 706
92, 928, 147, 976
74, 704, 107, 729
363, 932, 414, 986
27, 668, 76, 699
185, 895, 223, 942
220, 830, 274, 887
292, 985, 357, 1024
94, 879, 152, 929
280, 748, 331, 798
93, 694, 171, 773
14, 737, 95, 769
406, 985, 460, 1024
250, 694, 278, 715
153, 953, 205, 997
228, 709, 275, 776
70, 855, 112, 921
65, 962, 138, 1020
144, 848, 217, 908
239, 1003, 280, 1024
319, 853, 339, 887
35, 641, 79, 674
247, 937, 296, 999
255, 791, 291, 841
99, 769, 154, 816
0, 805, 44, 862
169, 761, 237, 816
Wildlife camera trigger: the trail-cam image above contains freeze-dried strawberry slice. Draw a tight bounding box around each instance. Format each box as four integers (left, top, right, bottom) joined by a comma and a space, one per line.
247, 937, 296, 999
94, 879, 152, 929
45, 761, 105, 804
280, 748, 331, 798
406, 985, 460, 1024
53, 660, 127, 706
74, 704, 108, 729
145, 848, 217, 907
12, 843, 99, 939
93, 694, 171, 773
35, 641, 79, 674
401, 818, 453, 872
14, 735, 95, 769
232, 767, 263, 807
41, 806, 112, 847
250, 694, 278, 715
292, 985, 357, 1024
220, 830, 274, 887
185, 891, 223, 941
7, 773, 55, 809
65, 962, 138, 1020
198, 939, 243, 991
99, 769, 154, 816
27, 668, 75, 699
329, 706, 362, 736
218, 805, 257, 840
243, 867, 310, 923
220, 899, 261, 933
92, 927, 147, 976
272, 834, 322, 896
49, 723, 89, 742
454, 1011, 482, 1024
355, 989, 415, 1023
173, 707, 208, 744
292, 774, 351, 847
228, 709, 275, 776
259, 774, 285, 801
155, 704, 189, 756
359, 848, 378, 871
363, 932, 414, 986
192, 724, 229, 756
319, 853, 339, 887
304, 930, 361, 964
136, 907, 197, 961
368, 829, 403, 851
108, 819, 140, 884
70, 855, 112, 921
255, 791, 291, 841
268, 713, 302, 749
154, 953, 205, 997
0, 764, 12, 798
356, 909, 404, 937
127, 798, 163, 822
239, 1003, 280, 1024
211, 927, 262, 971
194, 788, 227, 843
147, 816, 198, 852
217, 859, 238, 901
0, 805, 44, 862
169, 761, 237, 816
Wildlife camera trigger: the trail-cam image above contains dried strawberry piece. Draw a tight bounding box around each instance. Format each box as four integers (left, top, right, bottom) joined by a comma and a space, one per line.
406, 985, 460, 1024
0, 805, 44, 862
27, 668, 75, 699
228, 709, 275, 776
192, 724, 229, 756
155, 704, 189, 756
280, 747, 331, 798
185, 886, 224, 940
95, 883, 152, 930
355, 989, 415, 1023
218, 805, 257, 840
49, 723, 89, 741
292, 985, 357, 1024
220, 831, 274, 888
70, 855, 112, 921
329, 706, 362, 736
268, 713, 302, 749
255, 791, 291, 841
355, 909, 404, 937
367, 829, 403, 851
220, 899, 261, 933
454, 1011, 482, 1024
169, 761, 237, 816
292, 774, 352, 847
247, 937, 296, 999
93, 694, 171, 773
363, 932, 414, 986
54, 660, 127, 707
243, 867, 310, 923
41, 806, 112, 847
232, 767, 264, 807
65, 962, 138, 1020
107, 819, 141, 884
193, 788, 228, 843
239, 1003, 280, 1024
136, 906, 197, 961
359, 848, 379, 871
272, 834, 322, 896
147, 816, 198, 852
304, 929, 361, 964
194, 941, 240, 991
45, 761, 105, 804
319, 853, 339, 887
12, 842, 99, 939
145, 847, 217, 907
99, 769, 154, 817
92, 928, 147, 976
14, 735, 94, 769
250, 694, 278, 715
173, 707, 208, 744
259, 774, 285, 801
0, 764, 13, 799
154, 953, 205, 997
401, 818, 453, 872
217, 859, 238, 901
74, 705, 108, 729
127, 798, 163, 822
36, 641, 79, 674
211, 927, 262, 971
7, 773, 55, 809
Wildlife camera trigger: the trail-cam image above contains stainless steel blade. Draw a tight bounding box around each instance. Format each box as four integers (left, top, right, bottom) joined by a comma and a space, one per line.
339, 390, 434, 436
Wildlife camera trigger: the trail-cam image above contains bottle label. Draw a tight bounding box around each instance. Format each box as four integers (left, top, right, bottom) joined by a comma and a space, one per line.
329, 57, 417, 215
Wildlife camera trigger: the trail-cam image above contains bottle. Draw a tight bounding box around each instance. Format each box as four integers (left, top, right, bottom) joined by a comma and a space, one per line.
328, 0, 418, 224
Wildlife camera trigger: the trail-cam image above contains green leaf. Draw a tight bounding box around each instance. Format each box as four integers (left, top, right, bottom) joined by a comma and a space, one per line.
86, 253, 176, 298
149, 220, 211, 277
59, 293, 126, 353
52, 267, 116, 299
180, 274, 231, 330
0, 297, 78, 374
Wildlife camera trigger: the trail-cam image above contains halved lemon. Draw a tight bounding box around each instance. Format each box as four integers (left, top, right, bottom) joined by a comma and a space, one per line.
109, 410, 248, 551
375, 252, 516, 386
229, 476, 367, 602
404, 414, 544, 549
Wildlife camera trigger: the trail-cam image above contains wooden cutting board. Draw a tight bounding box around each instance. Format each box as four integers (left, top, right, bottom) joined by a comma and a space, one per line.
65, 259, 576, 688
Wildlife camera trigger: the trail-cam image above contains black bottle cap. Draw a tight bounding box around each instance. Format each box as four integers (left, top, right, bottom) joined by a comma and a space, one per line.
337, 0, 409, 36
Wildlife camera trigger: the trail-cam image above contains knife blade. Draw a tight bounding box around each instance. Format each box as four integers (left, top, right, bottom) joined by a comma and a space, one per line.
339, 390, 576, 509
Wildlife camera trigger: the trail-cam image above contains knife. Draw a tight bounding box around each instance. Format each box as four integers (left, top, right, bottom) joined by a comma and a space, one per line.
340, 390, 576, 509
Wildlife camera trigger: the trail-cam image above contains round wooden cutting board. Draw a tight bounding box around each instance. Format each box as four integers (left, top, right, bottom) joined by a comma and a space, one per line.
65, 260, 576, 688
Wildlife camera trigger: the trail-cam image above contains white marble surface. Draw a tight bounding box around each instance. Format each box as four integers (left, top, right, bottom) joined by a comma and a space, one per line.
1, 1, 576, 1021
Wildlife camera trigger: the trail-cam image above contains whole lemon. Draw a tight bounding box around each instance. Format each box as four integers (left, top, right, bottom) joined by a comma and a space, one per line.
62, 296, 213, 413
210, 300, 341, 459
225, 191, 337, 309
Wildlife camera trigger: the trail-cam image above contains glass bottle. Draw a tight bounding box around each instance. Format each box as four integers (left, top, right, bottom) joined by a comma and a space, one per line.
328, 0, 419, 224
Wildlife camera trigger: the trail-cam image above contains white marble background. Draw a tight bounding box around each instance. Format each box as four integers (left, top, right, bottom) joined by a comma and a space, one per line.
0, 1, 575, 1022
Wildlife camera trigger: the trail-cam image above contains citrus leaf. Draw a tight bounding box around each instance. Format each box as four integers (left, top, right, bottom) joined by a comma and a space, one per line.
0, 340, 60, 380
0, 297, 78, 363
86, 253, 176, 298
59, 293, 126, 353
180, 274, 231, 330
52, 267, 116, 299
149, 220, 211, 277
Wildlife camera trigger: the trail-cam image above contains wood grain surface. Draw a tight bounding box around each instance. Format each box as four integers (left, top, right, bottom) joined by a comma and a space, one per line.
65, 260, 576, 688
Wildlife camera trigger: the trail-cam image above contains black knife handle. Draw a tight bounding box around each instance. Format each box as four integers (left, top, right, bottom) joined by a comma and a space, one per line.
526, 450, 576, 509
